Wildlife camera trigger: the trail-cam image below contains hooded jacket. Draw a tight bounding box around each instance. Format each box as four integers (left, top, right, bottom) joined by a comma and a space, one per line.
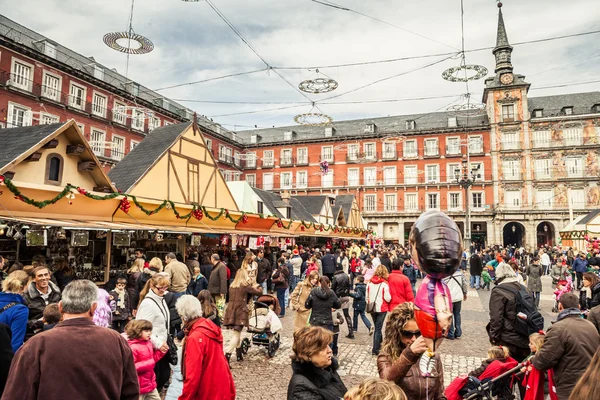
366, 276, 392, 313
487, 279, 529, 350
0, 292, 28, 352
387, 270, 414, 311
305, 287, 341, 326
287, 358, 347, 400
349, 283, 367, 311
127, 337, 166, 394
23, 281, 61, 335
180, 318, 235, 400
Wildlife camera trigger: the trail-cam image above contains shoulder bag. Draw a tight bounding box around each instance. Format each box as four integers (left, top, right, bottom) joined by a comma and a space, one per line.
148, 297, 178, 365
366, 284, 382, 314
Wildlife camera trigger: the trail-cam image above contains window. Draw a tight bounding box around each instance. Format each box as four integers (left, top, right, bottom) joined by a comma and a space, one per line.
263, 173, 274, 190
11, 59, 32, 91
563, 107, 573, 115
76, 123, 85, 134
149, 117, 161, 132
321, 146, 333, 162
505, 190, 521, 208
284, 131, 293, 141
383, 167, 396, 185
250, 134, 258, 144
446, 137, 460, 155
447, 163, 461, 182
426, 165, 439, 183
472, 192, 483, 209
69, 83, 87, 110
280, 149, 292, 165
113, 101, 127, 124
43, 42, 56, 58
383, 142, 396, 159
532, 130, 550, 148
257, 201, 264, 214
406, 120, 416, 130
364, 195, 376, 212
364, 143, 376, 159
263, 150, 274, 167
297, 148, 308, 164
570, 188, 585, 209
93, 65, 104, 80
424, 139, 438, 156
219, 146, 233, 163
502, 132, 519, 150
564, 128, 583, 146
566, 157, 583, 178
405, 193, 418, 211
45, 154, 63, 185
469, 136, 483, 153
347, 144, 359, 161
536, 189, 553, 208
322, 170, 334, 188
427, 193, 439, 210
40, 113, 59, 124
535, 159, 552, 179
7, 103, 31, 128
130, 140, 140, 151
132, 110, 145, 131
364, 124, 376, 133
234, 151, 241, 167
364, 167, 377, 185
384, 194, 397, 211
404, 165, 418, 184
205, 139, 213, 153
324, 127, 334, 137
449, 193, 461, 210
246, 152, 256, 168
347, 168, 360, 186
280, 172, 292, 189
448, 117, 457, 128
533, 109, 543, 118
42, 72, 61, 101
90, 129, 105, 156
246, 174, 256, 187
92, 92, 107, 117
471, 162, 484, 180
112, 135, 125, 160
403, 140, 417, 158
502, 104, 515, 122
296, 171, 307, 189
502, 160, 521, 180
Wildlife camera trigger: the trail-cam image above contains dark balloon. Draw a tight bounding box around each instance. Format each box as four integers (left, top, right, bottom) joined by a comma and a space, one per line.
409, 211, 462, 279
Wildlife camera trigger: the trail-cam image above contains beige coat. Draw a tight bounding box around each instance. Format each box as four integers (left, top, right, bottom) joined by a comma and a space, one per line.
290, 280, 315, 331
165, 261, 191, 293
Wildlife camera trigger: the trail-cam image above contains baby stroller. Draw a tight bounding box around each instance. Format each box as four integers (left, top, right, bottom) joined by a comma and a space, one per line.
241, 294, 282, 358
446, 358, 522, 400
552, 277, 573, 313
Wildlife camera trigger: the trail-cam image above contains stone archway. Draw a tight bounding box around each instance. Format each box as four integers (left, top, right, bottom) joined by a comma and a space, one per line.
503, 222, 526, 247
537, 222, 555, 247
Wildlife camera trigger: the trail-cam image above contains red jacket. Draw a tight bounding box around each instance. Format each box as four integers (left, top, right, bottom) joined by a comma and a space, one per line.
387, 270, 415, 311
127, 337, 166, 394
180, 318, 235, 400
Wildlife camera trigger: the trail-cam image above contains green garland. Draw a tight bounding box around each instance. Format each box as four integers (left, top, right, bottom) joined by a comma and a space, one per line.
0, 178, 370, 235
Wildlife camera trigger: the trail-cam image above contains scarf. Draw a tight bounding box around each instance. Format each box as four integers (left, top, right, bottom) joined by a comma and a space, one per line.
181, 317, 201, 380
556, 307, 582, 322
114, 287, 126, 309
584, 287, 592, 300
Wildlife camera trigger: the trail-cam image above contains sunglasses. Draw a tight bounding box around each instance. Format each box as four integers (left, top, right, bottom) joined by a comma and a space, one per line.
401, 330, 421, 339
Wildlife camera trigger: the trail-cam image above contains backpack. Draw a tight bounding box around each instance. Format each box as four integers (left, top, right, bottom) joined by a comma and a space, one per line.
498, 284, 544, 337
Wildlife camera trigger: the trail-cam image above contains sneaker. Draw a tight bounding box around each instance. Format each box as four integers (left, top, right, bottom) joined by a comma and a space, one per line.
369, 326, 374, 336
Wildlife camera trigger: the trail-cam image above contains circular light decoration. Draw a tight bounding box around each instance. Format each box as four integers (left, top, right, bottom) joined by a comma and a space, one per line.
103, 32, 154, 55
442, 64, 488, 82
298, 78, 338, 94
294, 113, 333, 126
446, 103, 487, 117
380, 135, 407, 143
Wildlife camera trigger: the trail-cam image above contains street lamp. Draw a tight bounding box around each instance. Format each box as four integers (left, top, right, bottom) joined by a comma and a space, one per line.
455, 154, 481, 249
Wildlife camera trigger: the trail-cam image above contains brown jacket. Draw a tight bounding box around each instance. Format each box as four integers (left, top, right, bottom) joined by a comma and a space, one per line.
290, 280, 315, 332
222, 284, 262, 327
587, 305, 600, 334
377, 346, 446, 400
2, 317, 138, 400
207, 261, 228, 296
531, 314, 600, 400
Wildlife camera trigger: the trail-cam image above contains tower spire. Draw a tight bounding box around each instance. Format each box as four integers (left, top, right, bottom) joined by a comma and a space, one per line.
493, 2, 513, 74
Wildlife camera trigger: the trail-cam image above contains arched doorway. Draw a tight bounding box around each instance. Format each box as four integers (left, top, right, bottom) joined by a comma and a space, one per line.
537, 222, 555, 247
503, 222, 525, 247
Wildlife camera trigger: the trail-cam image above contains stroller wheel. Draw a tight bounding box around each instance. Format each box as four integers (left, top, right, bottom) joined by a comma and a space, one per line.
241, 338, 250, 355
274, 333, 280, 350
268, 341, 277, 358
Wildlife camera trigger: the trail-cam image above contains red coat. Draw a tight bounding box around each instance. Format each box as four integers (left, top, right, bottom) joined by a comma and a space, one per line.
387, 270, 415, 311
127, 337, 166, 394
180, 318, 235, 400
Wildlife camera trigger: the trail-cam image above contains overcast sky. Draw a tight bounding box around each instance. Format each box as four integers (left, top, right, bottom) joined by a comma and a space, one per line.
2, 0, 600, 131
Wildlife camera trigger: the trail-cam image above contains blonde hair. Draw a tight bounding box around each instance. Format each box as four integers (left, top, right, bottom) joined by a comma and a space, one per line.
374, 265, 389, 280
529, 333, 545, 352
138, 273, 170, 303
344, 378, 407, 400
127, 258, 145, 274
149, 257, 163, 272
231, 262, 253, 288
487, 346, 507, 359
3, 270, 29, 293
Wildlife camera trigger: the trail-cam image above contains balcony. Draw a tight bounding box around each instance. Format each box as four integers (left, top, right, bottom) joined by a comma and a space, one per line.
296, 156, 309, 166
279, 156, 294, 167
243, 160, 257, 170
320, 155, 335, 164
218, 154, 235, 166
346, 152, 377, 163
381, 151, 397, 161
500, 141, 520, 151
261, 158, 275, 168
445, 150, 462, 157
424, 149, 439, 158
532, 140, 551, 149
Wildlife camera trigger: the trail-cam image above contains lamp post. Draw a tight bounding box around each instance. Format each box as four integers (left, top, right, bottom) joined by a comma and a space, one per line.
455, 153, 481, 250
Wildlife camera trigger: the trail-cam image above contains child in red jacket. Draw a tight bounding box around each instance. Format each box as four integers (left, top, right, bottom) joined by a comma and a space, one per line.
125, 319, 167, 400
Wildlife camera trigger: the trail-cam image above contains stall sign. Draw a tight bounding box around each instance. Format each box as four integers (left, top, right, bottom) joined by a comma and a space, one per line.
191, 235, 202, 246
70, 231, 90, 247
113, 233, 131, 247
26, 230, 47, 247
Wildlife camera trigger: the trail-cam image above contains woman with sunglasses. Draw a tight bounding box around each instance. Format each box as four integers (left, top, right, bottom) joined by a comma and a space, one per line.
377, 302, 445, 400
136, 273, 172, 393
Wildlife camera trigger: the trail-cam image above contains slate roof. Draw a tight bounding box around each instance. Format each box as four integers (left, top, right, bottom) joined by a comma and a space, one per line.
528, 91, 600, 117
108, 122, 191, 192
577, 209, 600, 226
292, 196, 329, 216
252, 189, 316, 222
0, 123, 63, 171
333, 195, 356, 222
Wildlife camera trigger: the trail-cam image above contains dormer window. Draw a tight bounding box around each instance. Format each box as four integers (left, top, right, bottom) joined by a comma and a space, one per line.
284, 131, 294, 141
364, 123, 376, 134
43, 42, 56, 58
563, 106, 573, 115
594, 104, 600, 113
406, 120, 416, 130
93, 65, 104, 80
325, 127, 335, 137
533, 109, 543, 118
448, 117, 457, 128
251, 134, 261, 144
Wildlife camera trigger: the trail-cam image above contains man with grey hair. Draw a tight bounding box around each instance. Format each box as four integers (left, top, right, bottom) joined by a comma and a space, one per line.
164, 252, 191, 298
2, 280, 139, 400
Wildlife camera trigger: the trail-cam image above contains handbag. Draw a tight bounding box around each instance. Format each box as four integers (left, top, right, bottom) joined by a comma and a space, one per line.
148, 297, 178, 365
366, 284, 382, 314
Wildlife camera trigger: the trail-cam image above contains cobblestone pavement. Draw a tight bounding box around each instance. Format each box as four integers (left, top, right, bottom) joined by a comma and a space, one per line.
229, 275, 558, 398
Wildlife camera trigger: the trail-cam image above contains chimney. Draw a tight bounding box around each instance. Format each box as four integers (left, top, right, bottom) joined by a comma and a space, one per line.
281, 190, 291, 204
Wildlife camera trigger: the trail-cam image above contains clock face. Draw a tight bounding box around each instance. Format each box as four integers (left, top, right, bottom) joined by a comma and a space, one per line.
500, 73, 514, 85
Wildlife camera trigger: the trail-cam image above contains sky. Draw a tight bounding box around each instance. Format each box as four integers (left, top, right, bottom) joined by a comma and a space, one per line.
2, 0, 600, 131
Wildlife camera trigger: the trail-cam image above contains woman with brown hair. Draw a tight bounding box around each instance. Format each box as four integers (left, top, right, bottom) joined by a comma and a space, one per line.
291, 270, 319, 331
305, 276, 341, 330
287, 326, 347, 400
377, 302, 445, 400
197, 289, 220, 327
222, 264, 262, 363
51, 257, 75, 291
126, 258, 144, 309
580, 272, 600, 310
569, 347, 600, 400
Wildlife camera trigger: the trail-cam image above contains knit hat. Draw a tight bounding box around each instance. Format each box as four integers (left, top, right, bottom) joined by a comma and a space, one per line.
293, 249, 299, 255
495, 262, 518, 283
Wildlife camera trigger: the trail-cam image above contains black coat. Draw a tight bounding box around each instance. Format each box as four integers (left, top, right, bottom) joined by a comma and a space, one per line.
287, 358, 347, 400
350, 283, 367, 311
0, 323, 13, 396
23, 282, 61, 336
256, 257, 272, 284
331, 270, 350, 298
305, 287, 341, 326
380, 256, 392, 273
579, 282, 600, 310
469, 254, 483, 276
321, 254, 336, 275
487, 281, 529, 351
200, 264, 213, 281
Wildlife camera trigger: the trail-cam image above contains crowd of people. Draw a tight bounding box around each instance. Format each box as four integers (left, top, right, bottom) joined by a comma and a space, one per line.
0, 237, 599, 400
